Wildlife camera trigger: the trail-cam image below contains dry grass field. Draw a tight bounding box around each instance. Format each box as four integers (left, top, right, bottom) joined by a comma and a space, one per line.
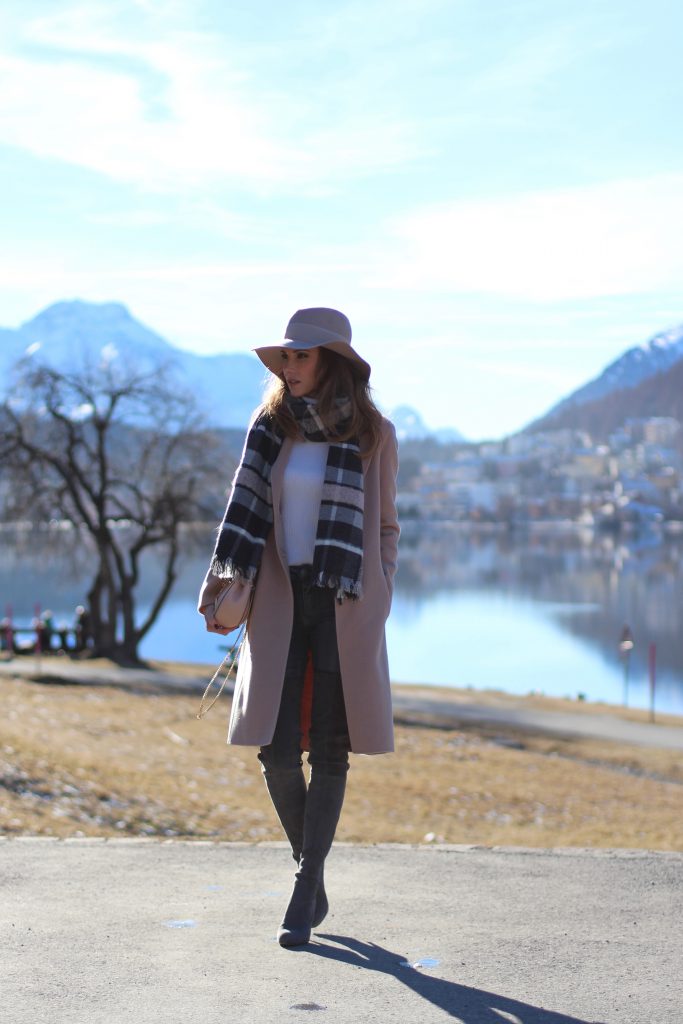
1, 670, 682, 850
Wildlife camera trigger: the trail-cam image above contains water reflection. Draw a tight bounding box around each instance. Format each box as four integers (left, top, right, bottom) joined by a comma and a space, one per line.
2, 525, 682, 712
390, 527, 683, 711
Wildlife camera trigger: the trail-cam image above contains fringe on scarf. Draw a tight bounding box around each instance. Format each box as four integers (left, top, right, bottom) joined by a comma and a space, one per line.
209, 555, 259, 584
312, 571, 363, 602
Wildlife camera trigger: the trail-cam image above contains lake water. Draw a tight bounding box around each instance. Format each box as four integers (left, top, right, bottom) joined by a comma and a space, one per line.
3, 526, 682, 714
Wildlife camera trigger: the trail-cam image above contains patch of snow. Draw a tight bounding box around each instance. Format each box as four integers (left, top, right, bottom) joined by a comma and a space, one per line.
100, 343, 119, 366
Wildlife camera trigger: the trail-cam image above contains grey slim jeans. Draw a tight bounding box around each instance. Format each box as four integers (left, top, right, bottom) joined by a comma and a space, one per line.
258, 565, 350, 777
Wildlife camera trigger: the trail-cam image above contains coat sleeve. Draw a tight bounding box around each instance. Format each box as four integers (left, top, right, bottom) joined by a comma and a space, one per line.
378, 419, 400, 589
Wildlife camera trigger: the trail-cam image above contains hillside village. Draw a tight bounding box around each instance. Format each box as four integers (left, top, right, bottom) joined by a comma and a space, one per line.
398, 416, 683, 530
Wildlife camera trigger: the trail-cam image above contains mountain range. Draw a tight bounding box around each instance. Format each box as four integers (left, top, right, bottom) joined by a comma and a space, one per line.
1, 300, 682, 441
0, 301, 464, 439
526, 323, 683, 438
0, 301, 265, 430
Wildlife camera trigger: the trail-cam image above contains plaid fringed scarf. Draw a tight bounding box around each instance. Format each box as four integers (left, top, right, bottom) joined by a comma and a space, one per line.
210, 395, 364, 599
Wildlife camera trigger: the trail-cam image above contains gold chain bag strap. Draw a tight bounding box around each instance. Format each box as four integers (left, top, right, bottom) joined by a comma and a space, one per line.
196, 622, 248, 719
196, 579, 254, 719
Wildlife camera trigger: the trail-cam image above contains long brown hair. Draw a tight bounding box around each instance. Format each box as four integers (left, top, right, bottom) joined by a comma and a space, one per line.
262, 347, 383, 456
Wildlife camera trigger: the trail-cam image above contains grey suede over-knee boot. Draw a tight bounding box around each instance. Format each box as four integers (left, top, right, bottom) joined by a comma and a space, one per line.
277, 771, 346, 947
261, 766, 329, 929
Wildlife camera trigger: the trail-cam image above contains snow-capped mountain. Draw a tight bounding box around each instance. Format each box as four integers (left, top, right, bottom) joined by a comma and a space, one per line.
0, 300, 266, 429
536, 322, 683, 424
389, 404, 432, 440
389, 404, 465, 442
524, 321, 683, 437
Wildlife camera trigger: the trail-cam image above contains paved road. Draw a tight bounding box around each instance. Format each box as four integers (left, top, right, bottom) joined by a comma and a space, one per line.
2, 658, 683, 750
4, 838, 682, 1024
391, 691, 683, 750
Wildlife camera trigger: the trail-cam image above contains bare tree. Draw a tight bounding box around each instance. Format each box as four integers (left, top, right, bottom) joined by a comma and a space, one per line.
0, 355, 219, 663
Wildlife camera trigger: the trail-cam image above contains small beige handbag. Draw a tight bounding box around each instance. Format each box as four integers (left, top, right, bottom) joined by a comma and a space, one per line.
213, 577, 253, 631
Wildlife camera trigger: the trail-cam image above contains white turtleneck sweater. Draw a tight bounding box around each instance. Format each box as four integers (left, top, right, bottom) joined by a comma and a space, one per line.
281, 440, 329, 565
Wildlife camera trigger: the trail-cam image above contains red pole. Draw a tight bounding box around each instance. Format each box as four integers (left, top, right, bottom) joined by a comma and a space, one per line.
4, 603, 12, 655
648, 643, 656, 724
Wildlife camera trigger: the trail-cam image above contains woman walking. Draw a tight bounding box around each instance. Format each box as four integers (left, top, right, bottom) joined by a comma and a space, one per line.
198, 307, 399, 946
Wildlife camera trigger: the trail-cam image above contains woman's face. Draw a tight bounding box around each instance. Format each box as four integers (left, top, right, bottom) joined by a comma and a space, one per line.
280, 346, 321, 398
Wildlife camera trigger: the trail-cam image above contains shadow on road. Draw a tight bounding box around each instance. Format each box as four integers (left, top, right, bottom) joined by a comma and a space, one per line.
298, 934, 604, 1023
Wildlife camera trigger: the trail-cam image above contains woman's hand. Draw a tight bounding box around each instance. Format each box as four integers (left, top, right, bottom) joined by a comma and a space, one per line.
201, 604, 231, 635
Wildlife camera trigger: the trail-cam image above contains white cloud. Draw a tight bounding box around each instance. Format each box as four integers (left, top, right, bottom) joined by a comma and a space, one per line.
0, 2, 420, 193
0, 50, 282, 191
373, 175, 683, 300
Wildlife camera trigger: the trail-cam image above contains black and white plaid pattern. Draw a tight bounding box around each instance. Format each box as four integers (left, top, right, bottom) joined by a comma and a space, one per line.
210, 413, 282, 583
211, 397, 364, 599
312, 437, 364, 597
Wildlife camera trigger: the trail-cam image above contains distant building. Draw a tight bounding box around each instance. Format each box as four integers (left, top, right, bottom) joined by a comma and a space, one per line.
621, 417, 682, 447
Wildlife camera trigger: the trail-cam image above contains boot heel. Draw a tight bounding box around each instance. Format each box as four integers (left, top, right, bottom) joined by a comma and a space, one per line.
312, 872, 329, 928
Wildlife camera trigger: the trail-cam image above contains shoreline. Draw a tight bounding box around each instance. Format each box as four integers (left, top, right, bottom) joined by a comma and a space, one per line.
2, 651, 683, 728
52, 653, 683, 728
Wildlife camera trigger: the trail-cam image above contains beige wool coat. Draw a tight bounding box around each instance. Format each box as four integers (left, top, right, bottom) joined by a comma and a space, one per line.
198, 416, 400, 755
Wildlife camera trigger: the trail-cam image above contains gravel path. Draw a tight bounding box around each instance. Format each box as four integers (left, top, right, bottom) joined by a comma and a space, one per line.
2, 658, 683, 750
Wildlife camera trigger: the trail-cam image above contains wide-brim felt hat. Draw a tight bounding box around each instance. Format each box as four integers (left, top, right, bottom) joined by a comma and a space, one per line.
254, 307, 371, 380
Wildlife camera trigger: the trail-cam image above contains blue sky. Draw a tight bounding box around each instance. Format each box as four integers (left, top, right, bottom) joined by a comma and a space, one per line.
1, 0, 682, 439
